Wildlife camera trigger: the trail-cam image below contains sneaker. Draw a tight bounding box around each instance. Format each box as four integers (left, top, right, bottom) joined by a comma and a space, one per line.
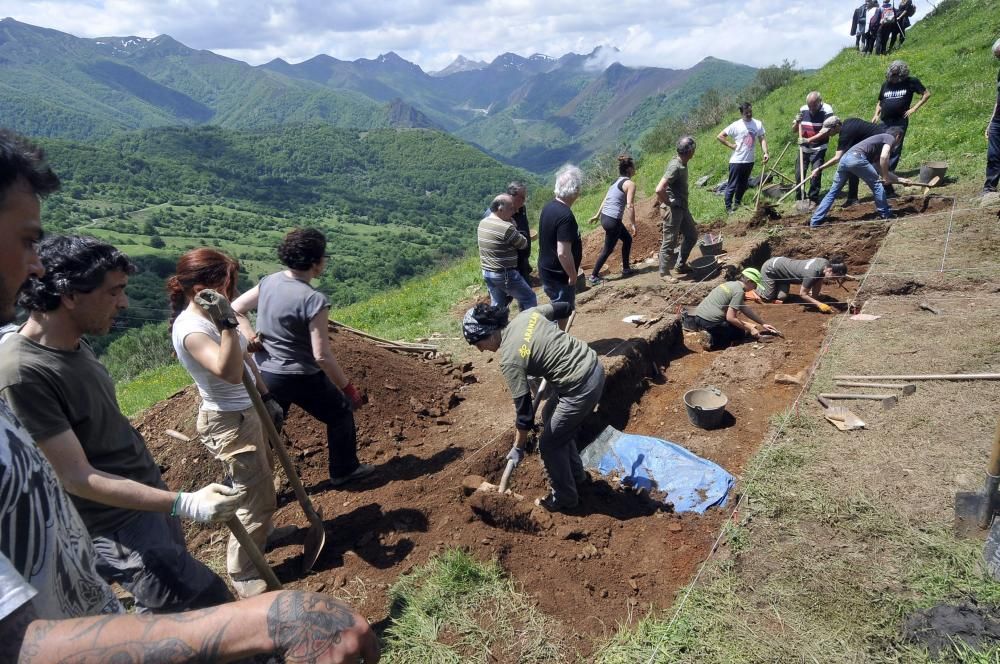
330, 463, 375, 487
620, 267, 636, 278
586, 275, 605, 287
840, 199, 859, 209
265, 524, 297, 549
231, 576, 268, 599
675, 263, 693, 275
533, 493, 577, 513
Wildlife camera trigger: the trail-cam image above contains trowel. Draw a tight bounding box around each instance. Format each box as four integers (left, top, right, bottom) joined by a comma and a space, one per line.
816, 395, 865, 431
955, 419, 1000, 538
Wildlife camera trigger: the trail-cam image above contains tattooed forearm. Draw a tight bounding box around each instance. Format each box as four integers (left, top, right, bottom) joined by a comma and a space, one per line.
56, 639, 197, 663
267, 591, 356, 662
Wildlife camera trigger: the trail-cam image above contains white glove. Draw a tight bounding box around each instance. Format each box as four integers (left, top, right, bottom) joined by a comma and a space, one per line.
174, 484, 244, 523
506, 446, 525, 467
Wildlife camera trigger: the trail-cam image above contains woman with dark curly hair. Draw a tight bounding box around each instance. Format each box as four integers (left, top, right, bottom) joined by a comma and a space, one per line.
462, 301, 605, 513
233, 229, 373, 487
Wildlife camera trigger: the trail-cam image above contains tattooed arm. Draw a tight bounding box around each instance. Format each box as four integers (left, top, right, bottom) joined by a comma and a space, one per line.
5, 591, 380, 663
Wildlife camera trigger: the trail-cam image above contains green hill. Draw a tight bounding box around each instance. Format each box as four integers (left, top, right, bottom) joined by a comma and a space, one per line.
42, 123, 527, 357
636, 0, 1000, 215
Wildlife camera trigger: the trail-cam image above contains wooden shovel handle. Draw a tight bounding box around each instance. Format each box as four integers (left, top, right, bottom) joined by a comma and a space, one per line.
227, 517, 282, 591
988, 418, 1000, 477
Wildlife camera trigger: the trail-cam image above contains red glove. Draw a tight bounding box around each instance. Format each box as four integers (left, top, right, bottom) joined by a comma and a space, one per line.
342, 383, 364, 410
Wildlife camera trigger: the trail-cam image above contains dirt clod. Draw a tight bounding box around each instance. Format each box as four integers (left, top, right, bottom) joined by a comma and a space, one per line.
903, 602, 1000, 656
467, 491, 540, 533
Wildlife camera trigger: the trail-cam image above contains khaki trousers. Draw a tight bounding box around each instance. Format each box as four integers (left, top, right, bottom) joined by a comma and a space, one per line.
197, 406, 276, 579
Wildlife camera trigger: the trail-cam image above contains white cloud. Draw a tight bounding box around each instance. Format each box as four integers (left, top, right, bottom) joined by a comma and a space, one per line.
3, 0, 911, 72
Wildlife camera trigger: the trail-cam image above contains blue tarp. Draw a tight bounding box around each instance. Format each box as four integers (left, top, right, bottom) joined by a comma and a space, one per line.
580, 426, 734, 514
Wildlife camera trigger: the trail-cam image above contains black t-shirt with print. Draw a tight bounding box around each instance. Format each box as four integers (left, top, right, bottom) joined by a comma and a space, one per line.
877, 76, 926, 122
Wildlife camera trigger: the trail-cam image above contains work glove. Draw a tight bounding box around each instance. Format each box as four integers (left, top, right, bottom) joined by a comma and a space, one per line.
342, 383, 365, 410
816, 303, 834, 314
506, 446, 525, 467
194, 289, 239, 330
797, 136, 809, 146
174, 484, 245, 523
262, 394, 284, 430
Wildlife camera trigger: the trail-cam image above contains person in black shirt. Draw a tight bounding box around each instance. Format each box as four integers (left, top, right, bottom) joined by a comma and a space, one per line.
537, 165, 584, 330
873, 60, 930, 183
984, 38, 1000, 195
851, 1, 868, 50
808, 117, 887, 207
506, 181, 533, 280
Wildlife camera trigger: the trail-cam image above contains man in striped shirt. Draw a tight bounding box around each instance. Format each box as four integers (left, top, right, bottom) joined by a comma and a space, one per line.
478, 194, 537, 311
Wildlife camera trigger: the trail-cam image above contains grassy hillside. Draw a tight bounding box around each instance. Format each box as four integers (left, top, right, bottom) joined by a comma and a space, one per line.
636, 0, 1000, 221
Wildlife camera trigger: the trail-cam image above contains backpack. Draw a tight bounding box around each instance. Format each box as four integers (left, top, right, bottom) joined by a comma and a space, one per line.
880, 6, 897, 25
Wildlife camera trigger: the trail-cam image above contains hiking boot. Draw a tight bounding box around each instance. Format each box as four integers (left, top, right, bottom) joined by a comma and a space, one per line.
533, 493, 577, 513
586, 275, 605, 287
620, 267, 636, 278
840, 198, 859, 209
675, 263, 693, 274
231, 576, 268, 599
265, 524, 298, 549
697, 330, 713, 351
330, 463, 375, 487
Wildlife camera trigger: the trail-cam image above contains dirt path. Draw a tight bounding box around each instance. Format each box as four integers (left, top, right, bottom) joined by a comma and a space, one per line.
135, 191, 958, 657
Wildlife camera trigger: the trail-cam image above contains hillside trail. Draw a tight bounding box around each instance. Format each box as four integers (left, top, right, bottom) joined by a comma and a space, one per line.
135, 188, 956, 657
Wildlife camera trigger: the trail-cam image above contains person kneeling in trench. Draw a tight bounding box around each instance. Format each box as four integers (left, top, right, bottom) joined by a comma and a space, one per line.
682, 268, 779, 350
756, 254, 848, 313
462, 303, 604, 513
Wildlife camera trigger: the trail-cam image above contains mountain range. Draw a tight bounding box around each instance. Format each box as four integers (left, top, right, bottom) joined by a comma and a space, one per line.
0, 18, 756, 171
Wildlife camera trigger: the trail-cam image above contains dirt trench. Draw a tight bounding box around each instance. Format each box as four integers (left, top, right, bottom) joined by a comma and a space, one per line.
137, 204, 895, 656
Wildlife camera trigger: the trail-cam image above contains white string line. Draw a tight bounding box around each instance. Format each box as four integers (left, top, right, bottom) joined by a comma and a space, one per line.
643, 206, 931, 664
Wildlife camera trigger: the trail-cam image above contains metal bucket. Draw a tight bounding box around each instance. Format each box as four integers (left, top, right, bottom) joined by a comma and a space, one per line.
919, 161, 948, 184
684, 387, 729, 429
699, 233, 724, 257
689, 256, 719, 281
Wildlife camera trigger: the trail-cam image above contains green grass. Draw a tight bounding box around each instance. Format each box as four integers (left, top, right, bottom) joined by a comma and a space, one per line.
117, 363, 192, 418
380, 548, 567, 663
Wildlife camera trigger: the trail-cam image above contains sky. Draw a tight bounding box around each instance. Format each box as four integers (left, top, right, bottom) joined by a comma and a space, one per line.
1, 0, 887, 72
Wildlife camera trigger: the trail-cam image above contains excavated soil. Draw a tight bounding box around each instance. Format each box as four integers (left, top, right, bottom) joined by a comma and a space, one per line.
134, 192, 924, 656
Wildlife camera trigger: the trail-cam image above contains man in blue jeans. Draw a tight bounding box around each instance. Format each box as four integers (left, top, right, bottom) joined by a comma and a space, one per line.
808, 127, 904, 227
984, 37, 1000, 196
478, 193, 536, 311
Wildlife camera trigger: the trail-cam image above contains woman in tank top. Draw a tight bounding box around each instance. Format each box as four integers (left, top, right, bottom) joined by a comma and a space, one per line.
168, 248, 291, 599
587, 155, 638, 286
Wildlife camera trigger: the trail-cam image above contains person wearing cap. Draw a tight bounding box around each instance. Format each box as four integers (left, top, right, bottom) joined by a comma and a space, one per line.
793, 94, 836, 207
756, 255, 848, 313
983, 37, 1000, 196
808, 126, 905, 227
682, 269, 779, 350
462, 302, 604, 513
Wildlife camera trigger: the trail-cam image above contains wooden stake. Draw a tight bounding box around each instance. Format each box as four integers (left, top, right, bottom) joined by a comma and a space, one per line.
834, 373, 1000, 381
834, 381, 917, 395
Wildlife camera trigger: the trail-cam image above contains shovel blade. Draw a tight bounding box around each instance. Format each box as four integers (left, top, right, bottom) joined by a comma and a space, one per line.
301, 506, 327, 574
954, 491, 987, 538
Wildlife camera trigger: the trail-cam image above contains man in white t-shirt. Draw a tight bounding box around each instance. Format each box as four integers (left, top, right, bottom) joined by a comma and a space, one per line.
716, 102, 769, 213
0, 129, 380, 663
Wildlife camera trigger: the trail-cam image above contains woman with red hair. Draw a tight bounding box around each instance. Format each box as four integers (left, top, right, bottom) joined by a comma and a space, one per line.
168, 248, 291, 599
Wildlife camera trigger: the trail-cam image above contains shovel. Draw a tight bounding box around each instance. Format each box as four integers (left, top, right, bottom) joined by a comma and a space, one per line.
793, 125, 813, 215
163, 430, 282, 590
955, 418, 1000, 537
195, 289, 327, 573
817, 395, 865, 431
497, 311, 576, 493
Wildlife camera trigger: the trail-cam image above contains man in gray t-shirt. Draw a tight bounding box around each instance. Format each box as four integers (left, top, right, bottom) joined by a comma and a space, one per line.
757, 256, 847, 313
655, 136, 698, 279
683, 269, 778, 350
809, 127, 904, 227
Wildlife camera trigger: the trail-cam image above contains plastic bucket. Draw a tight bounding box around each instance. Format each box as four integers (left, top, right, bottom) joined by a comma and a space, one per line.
699, 233, 724, 257
684, 387, 729, 429
919, 161, 948, 184
689, 256, 719, 281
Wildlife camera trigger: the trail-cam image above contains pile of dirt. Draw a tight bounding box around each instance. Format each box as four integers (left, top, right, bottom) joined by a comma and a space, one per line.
136, 329, 469, 494
903, 601, 1000, 656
